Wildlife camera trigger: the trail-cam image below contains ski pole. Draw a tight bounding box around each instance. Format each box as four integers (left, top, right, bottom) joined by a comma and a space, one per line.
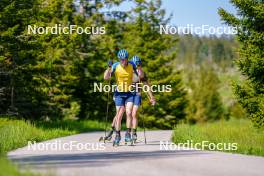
142, 103, 147, 144
140, 81, 156, 144
139, 81, 147, 144
139, 95, 147, 144
104, 81, 110, 137
104, 71, 112, 141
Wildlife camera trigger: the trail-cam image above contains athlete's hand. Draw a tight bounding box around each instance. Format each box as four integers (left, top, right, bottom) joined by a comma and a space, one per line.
136, 60, 142, 67
150, 97, 156, 106
108, 60, 113, 67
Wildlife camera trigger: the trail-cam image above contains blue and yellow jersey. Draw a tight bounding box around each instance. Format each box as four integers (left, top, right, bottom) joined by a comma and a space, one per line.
112, 61, 137, 92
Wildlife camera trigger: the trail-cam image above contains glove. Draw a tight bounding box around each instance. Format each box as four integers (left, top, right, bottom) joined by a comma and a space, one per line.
108, 60, 113, 67
150, 97, 156, 106
136, 60, 142, 66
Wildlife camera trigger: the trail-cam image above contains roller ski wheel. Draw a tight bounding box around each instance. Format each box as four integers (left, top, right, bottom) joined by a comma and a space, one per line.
124, 141, 132, 145
131, 134, 137, 145
113, 141, 120, 147
124, 133, 133, 145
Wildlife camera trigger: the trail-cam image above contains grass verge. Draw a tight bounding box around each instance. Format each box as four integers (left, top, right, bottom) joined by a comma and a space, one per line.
173, 118, 264, 156
0, 117, 106, 176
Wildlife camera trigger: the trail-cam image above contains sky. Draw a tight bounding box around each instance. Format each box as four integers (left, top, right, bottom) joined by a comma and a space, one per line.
105, 0, 237, 28
161, 0, 237, 27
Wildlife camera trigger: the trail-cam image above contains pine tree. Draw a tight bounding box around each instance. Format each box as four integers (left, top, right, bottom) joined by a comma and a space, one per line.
0, 0, 47, 118
219, 0, 264, 128
186, 63, 224, 123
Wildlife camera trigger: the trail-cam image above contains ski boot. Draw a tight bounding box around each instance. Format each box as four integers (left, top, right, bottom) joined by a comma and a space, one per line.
113, 135, 121, 147
124, 132, 132, 145
131, 133, 137, 145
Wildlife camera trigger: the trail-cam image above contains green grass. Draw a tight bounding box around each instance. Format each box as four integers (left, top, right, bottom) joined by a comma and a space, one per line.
0, 156, 39, 176
217, 68, 245, 108
0, 118, 108, 154
0, 117, 107, 176
173, 118, 264, 156
0, 119, 72, 154
36, 119, 106, 134
0, 116, 149, 154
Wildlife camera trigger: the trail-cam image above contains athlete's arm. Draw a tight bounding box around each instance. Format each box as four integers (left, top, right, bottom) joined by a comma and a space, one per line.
141, 72, 156, 105
137, 65, 144, 79
144, 80, 156, 105
130, 61, 143, 79
104, 61, 118, 80
104, 67, 112, 80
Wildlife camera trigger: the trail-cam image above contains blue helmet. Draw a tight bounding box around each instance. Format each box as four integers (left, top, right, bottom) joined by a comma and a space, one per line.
117, 49, 129, 60
131, 55, 142, 66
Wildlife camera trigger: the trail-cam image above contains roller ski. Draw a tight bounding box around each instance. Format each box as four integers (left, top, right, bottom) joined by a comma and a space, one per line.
124, 132, 133, 145
99, 135, 112, 143
131, 133, 137, 145
113, 135, 121, 147
99, 128, 114, 142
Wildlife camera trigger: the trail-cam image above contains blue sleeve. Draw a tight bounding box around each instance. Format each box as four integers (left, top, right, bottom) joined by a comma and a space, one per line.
111, 62, 119, 74
128, 61, 138, 76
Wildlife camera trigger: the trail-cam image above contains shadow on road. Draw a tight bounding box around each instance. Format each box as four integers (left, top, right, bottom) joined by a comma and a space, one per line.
10, 149, 211, 169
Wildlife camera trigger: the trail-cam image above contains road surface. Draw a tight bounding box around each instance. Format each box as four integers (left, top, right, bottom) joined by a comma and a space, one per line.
8, 130, 264, 176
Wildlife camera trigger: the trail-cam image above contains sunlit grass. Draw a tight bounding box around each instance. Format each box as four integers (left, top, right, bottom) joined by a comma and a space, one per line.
173, 118, 264, 156
0, 117, 107, 176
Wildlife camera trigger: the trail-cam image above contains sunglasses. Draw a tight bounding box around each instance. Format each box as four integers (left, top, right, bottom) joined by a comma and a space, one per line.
120, 58, 128, 62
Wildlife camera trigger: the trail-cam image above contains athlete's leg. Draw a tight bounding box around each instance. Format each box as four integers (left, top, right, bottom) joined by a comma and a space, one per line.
124, 93, 134, 142
115, 105, 125, 131
113, 105, 125, 144
132, 105, 139, 129
131, 95, 141, 141
125, 102, 133, 129
112, 94, 126, 144
105, 107, 122, 139
125, 93, 134, 129
124, 101, 133, 142
132, 94, 141, 128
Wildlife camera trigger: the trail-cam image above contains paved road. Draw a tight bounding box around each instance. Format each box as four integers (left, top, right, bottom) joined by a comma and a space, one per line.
8, 130, 264, 176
